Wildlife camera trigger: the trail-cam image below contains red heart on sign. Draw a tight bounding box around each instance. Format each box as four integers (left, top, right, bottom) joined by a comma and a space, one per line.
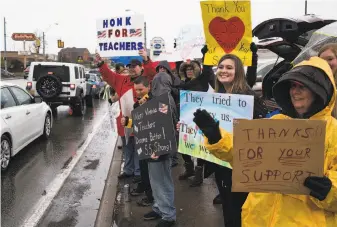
209, 16, 245, 53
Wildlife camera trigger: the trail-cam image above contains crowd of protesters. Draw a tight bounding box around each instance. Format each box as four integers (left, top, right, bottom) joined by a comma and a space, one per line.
95, 41, 337, 227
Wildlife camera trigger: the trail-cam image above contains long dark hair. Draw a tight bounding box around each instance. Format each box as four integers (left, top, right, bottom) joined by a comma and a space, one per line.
215, 54, 250, 94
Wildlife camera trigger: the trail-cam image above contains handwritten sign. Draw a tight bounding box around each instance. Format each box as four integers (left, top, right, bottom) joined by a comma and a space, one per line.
200, 1, 252, 66
179, 90, 254, 167
232, 119, 326, 195
131, 93, 177, 160
175, 24, 205, 60
96, 14, 144, 57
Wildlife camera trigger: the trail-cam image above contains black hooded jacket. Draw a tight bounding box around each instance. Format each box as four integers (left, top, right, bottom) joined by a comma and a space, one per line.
155, 60, 181, 106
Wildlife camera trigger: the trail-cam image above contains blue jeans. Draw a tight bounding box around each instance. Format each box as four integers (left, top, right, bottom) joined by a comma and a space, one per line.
123, 136, 140, 176
148, 158, 176, 221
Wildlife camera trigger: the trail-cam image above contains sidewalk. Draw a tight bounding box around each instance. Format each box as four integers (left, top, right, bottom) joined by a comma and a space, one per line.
113, 158, 223, 227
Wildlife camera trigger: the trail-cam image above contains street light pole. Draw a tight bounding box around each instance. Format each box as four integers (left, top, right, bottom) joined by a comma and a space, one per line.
4, 17, 7, 71
42, 23, 58, 61
305, 0, 308, 15
43, 32, 45, 60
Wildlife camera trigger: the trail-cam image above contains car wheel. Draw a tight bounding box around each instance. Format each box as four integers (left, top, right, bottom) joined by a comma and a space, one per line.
85, 95, 93, 107
42, 113, 52, 139
1, 135, 11, 171
73, 97, 85, 116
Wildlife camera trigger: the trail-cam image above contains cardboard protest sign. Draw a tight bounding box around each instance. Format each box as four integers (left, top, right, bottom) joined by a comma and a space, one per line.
175, 24, 205, 60
96, 14, 144, 57
232, 119, 326, 195
131, 93, 177, 160
200, 1, 253, 66
179, 90, 254, 167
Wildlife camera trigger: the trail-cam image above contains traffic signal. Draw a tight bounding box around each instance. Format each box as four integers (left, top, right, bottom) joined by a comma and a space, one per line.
57, 40, 64, 48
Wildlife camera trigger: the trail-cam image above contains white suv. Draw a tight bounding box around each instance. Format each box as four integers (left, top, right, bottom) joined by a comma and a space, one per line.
26, 62, 93, 116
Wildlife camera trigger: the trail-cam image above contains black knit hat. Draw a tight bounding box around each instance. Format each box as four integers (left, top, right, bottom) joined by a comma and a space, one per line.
273, 65, 333, 118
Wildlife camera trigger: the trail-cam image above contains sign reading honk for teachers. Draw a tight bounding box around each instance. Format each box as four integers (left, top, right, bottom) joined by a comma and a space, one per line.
200, 1, 253, 66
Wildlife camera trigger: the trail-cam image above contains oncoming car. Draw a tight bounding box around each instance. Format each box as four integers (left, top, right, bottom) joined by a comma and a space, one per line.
1, 82, 53, 171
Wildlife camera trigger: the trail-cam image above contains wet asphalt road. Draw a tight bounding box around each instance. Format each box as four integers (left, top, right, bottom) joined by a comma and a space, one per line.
1, 86, 112, 227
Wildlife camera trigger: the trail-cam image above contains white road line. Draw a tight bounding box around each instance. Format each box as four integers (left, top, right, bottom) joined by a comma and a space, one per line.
20, 112, 108, 227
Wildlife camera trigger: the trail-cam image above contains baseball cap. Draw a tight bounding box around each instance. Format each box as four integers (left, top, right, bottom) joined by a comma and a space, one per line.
129, 59, 142, 67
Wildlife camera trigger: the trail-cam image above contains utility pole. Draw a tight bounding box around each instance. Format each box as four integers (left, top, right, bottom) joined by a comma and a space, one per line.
4, 17, 7, 71
305, 0, 308, 15
42, 32, 45, 60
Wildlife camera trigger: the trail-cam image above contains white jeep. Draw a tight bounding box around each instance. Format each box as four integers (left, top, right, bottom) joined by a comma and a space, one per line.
25, 62, 94, 116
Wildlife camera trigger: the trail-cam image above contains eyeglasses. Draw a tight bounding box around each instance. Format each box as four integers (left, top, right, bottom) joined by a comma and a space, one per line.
186, 68, 193, 71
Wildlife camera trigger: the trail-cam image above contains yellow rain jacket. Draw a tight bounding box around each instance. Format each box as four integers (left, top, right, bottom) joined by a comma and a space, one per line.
205, 57, 337, 227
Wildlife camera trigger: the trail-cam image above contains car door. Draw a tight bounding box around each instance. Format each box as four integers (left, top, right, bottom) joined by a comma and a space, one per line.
0, 87, 28, 153
9, 86, 43, 140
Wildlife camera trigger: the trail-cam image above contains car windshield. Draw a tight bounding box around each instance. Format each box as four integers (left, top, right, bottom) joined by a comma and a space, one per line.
33, 65, 70, 82
89, 75, 96, 81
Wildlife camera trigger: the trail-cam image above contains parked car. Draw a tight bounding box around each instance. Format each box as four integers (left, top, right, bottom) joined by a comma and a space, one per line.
253, 14, 336, 111
0, 82, 53, 171
252, 59, 283, 96
85, 73, 106, 99
25, 62, 93, 116
1, 69, 14, 78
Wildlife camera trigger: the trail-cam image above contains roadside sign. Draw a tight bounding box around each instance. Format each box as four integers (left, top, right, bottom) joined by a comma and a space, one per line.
18, 51, 31, 55
12, 33, 36, 41
77, 56, 83, 62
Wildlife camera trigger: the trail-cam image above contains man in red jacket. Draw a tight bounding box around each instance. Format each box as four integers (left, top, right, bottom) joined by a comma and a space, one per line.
95, 50, 156, 180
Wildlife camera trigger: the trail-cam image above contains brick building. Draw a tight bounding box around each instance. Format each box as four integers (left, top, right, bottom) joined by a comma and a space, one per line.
58, 47, 91, 63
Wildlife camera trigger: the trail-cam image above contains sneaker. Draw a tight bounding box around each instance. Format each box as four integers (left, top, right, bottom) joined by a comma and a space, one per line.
130, 187, 144, 196
137, 197, 153, 207
118, 172, 134, 179
143, 211, 162, 221
132, 175, 142, 184
156, 219, 175, 227
213, 194, 222, 204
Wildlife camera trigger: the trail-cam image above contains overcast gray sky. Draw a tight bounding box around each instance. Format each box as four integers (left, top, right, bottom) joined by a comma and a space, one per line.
1, 0, 336, 55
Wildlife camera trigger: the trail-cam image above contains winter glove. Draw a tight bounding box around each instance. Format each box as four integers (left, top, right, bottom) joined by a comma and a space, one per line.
251, 42, 258, 67
304, 176, 332, 201
250, 42, 258, 54
193, 109, 221, 144
201, 45, 208, 64
201, 45, 208, 55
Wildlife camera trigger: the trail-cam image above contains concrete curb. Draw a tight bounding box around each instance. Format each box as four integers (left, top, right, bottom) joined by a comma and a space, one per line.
94, 138, 122, 227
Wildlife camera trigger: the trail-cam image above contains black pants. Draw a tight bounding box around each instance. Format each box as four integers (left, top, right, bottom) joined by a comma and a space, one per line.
121, 136, 126, 147
138, 159, 154, 201
182, 154, 204, 166
215, 167, 248, 227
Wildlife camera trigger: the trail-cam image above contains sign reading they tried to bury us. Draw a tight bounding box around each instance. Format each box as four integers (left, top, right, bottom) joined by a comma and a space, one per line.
232, 119, 326, 195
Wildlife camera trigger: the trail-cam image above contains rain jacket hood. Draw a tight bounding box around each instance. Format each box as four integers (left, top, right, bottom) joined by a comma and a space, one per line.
273, 56, 336, 119
204, 56, 337, 227
156, 60, 173, 75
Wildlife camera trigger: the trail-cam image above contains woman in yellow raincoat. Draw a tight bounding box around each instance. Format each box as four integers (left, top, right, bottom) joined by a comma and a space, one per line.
193, 56, 337, 227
